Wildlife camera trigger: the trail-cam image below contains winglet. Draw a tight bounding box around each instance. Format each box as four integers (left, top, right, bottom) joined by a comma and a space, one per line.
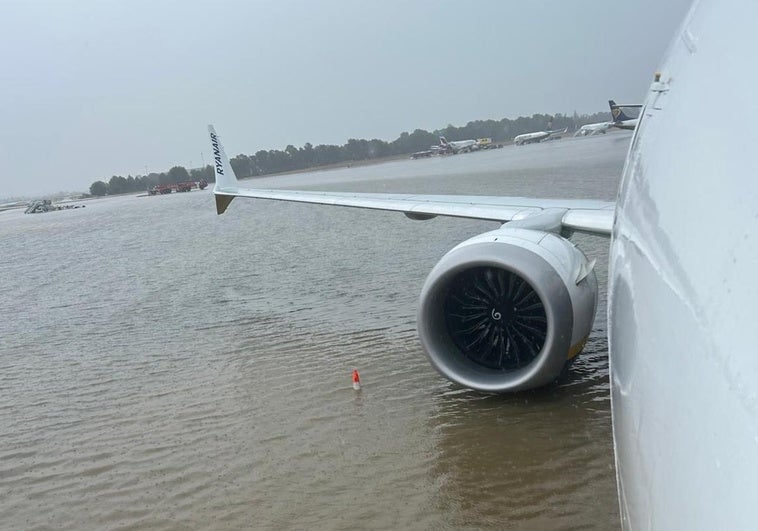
215, 194, 235, 215
208, 125, 238, 215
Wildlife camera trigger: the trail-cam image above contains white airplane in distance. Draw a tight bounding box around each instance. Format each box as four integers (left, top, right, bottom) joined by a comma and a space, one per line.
210, 1, 757, 527
512, 126, 568, 145
573, 121, 611, 136
575, 100, 643, 136
436, 136, 478, 153
609, 99, 642, 130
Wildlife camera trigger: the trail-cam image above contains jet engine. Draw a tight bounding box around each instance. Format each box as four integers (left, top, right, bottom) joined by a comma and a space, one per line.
417, 227, 598, 393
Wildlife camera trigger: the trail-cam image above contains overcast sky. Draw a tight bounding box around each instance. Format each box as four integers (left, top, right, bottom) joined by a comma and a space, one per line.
0, 0, 692, 198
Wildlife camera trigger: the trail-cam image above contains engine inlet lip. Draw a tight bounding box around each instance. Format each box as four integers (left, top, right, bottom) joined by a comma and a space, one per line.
417, 241, 573, 393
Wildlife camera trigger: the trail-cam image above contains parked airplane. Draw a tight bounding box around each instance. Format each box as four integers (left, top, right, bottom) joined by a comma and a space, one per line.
609, 99, 642, 130
211, 1, 757, 527
436, 136, 478, 153
513, 127, 568, 145
574, 121, 611, 136
575, 100, 642, 136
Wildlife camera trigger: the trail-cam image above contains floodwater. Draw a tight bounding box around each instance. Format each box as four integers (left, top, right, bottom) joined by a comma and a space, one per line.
0, 132, 631, 530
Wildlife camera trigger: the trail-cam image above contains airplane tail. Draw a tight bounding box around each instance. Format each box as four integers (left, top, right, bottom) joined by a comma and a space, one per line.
439, 136, 449, 147
208, 125, 239, 214
608, 100, 633, 122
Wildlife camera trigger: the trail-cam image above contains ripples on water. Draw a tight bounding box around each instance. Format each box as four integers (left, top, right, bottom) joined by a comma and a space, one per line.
0, 134, 630, 529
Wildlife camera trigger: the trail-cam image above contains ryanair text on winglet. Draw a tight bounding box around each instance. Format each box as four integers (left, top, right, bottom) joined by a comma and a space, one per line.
210, 132, 224, 176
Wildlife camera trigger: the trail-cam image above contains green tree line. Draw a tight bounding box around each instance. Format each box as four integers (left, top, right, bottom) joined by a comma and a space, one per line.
89, 110, 610, 196
89, 165, 214, 196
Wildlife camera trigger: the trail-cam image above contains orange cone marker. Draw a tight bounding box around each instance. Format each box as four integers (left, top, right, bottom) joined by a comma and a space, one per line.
352, 369, 361, 391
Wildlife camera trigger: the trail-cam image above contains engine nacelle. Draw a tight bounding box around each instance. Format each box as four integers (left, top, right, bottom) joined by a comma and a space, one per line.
418, 227, 598, 393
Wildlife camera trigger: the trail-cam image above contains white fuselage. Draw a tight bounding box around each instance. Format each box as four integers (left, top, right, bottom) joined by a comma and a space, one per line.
444, 139, 477, 152
609, 1, 758, 528
574, 122, 611, 136
610, 119, 638, 131
513, 128, 566, 145
513, 131, 550, 145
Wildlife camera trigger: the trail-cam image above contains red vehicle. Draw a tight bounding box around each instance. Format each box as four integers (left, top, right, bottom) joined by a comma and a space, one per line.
148, 180, 208, 195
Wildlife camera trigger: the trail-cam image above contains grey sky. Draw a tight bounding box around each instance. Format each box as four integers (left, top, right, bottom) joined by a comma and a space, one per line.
1, 0, 692, 198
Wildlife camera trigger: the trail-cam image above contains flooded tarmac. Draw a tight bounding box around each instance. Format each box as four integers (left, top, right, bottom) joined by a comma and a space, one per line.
0, 132, 631, 529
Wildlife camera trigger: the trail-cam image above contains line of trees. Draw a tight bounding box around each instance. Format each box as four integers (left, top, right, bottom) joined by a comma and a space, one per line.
89, 165, 214, 196
88, 110, 610, 197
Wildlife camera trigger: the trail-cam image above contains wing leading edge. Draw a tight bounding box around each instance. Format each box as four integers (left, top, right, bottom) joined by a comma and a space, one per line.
208, 125, 615, 235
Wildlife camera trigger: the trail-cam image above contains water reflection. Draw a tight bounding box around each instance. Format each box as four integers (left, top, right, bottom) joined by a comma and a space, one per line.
429, 338, 618, 529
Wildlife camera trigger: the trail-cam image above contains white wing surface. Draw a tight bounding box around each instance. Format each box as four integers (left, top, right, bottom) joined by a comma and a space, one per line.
208, 125, 615, 235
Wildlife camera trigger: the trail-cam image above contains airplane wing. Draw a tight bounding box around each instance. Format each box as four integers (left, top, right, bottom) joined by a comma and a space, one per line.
209, 125, 614, 236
